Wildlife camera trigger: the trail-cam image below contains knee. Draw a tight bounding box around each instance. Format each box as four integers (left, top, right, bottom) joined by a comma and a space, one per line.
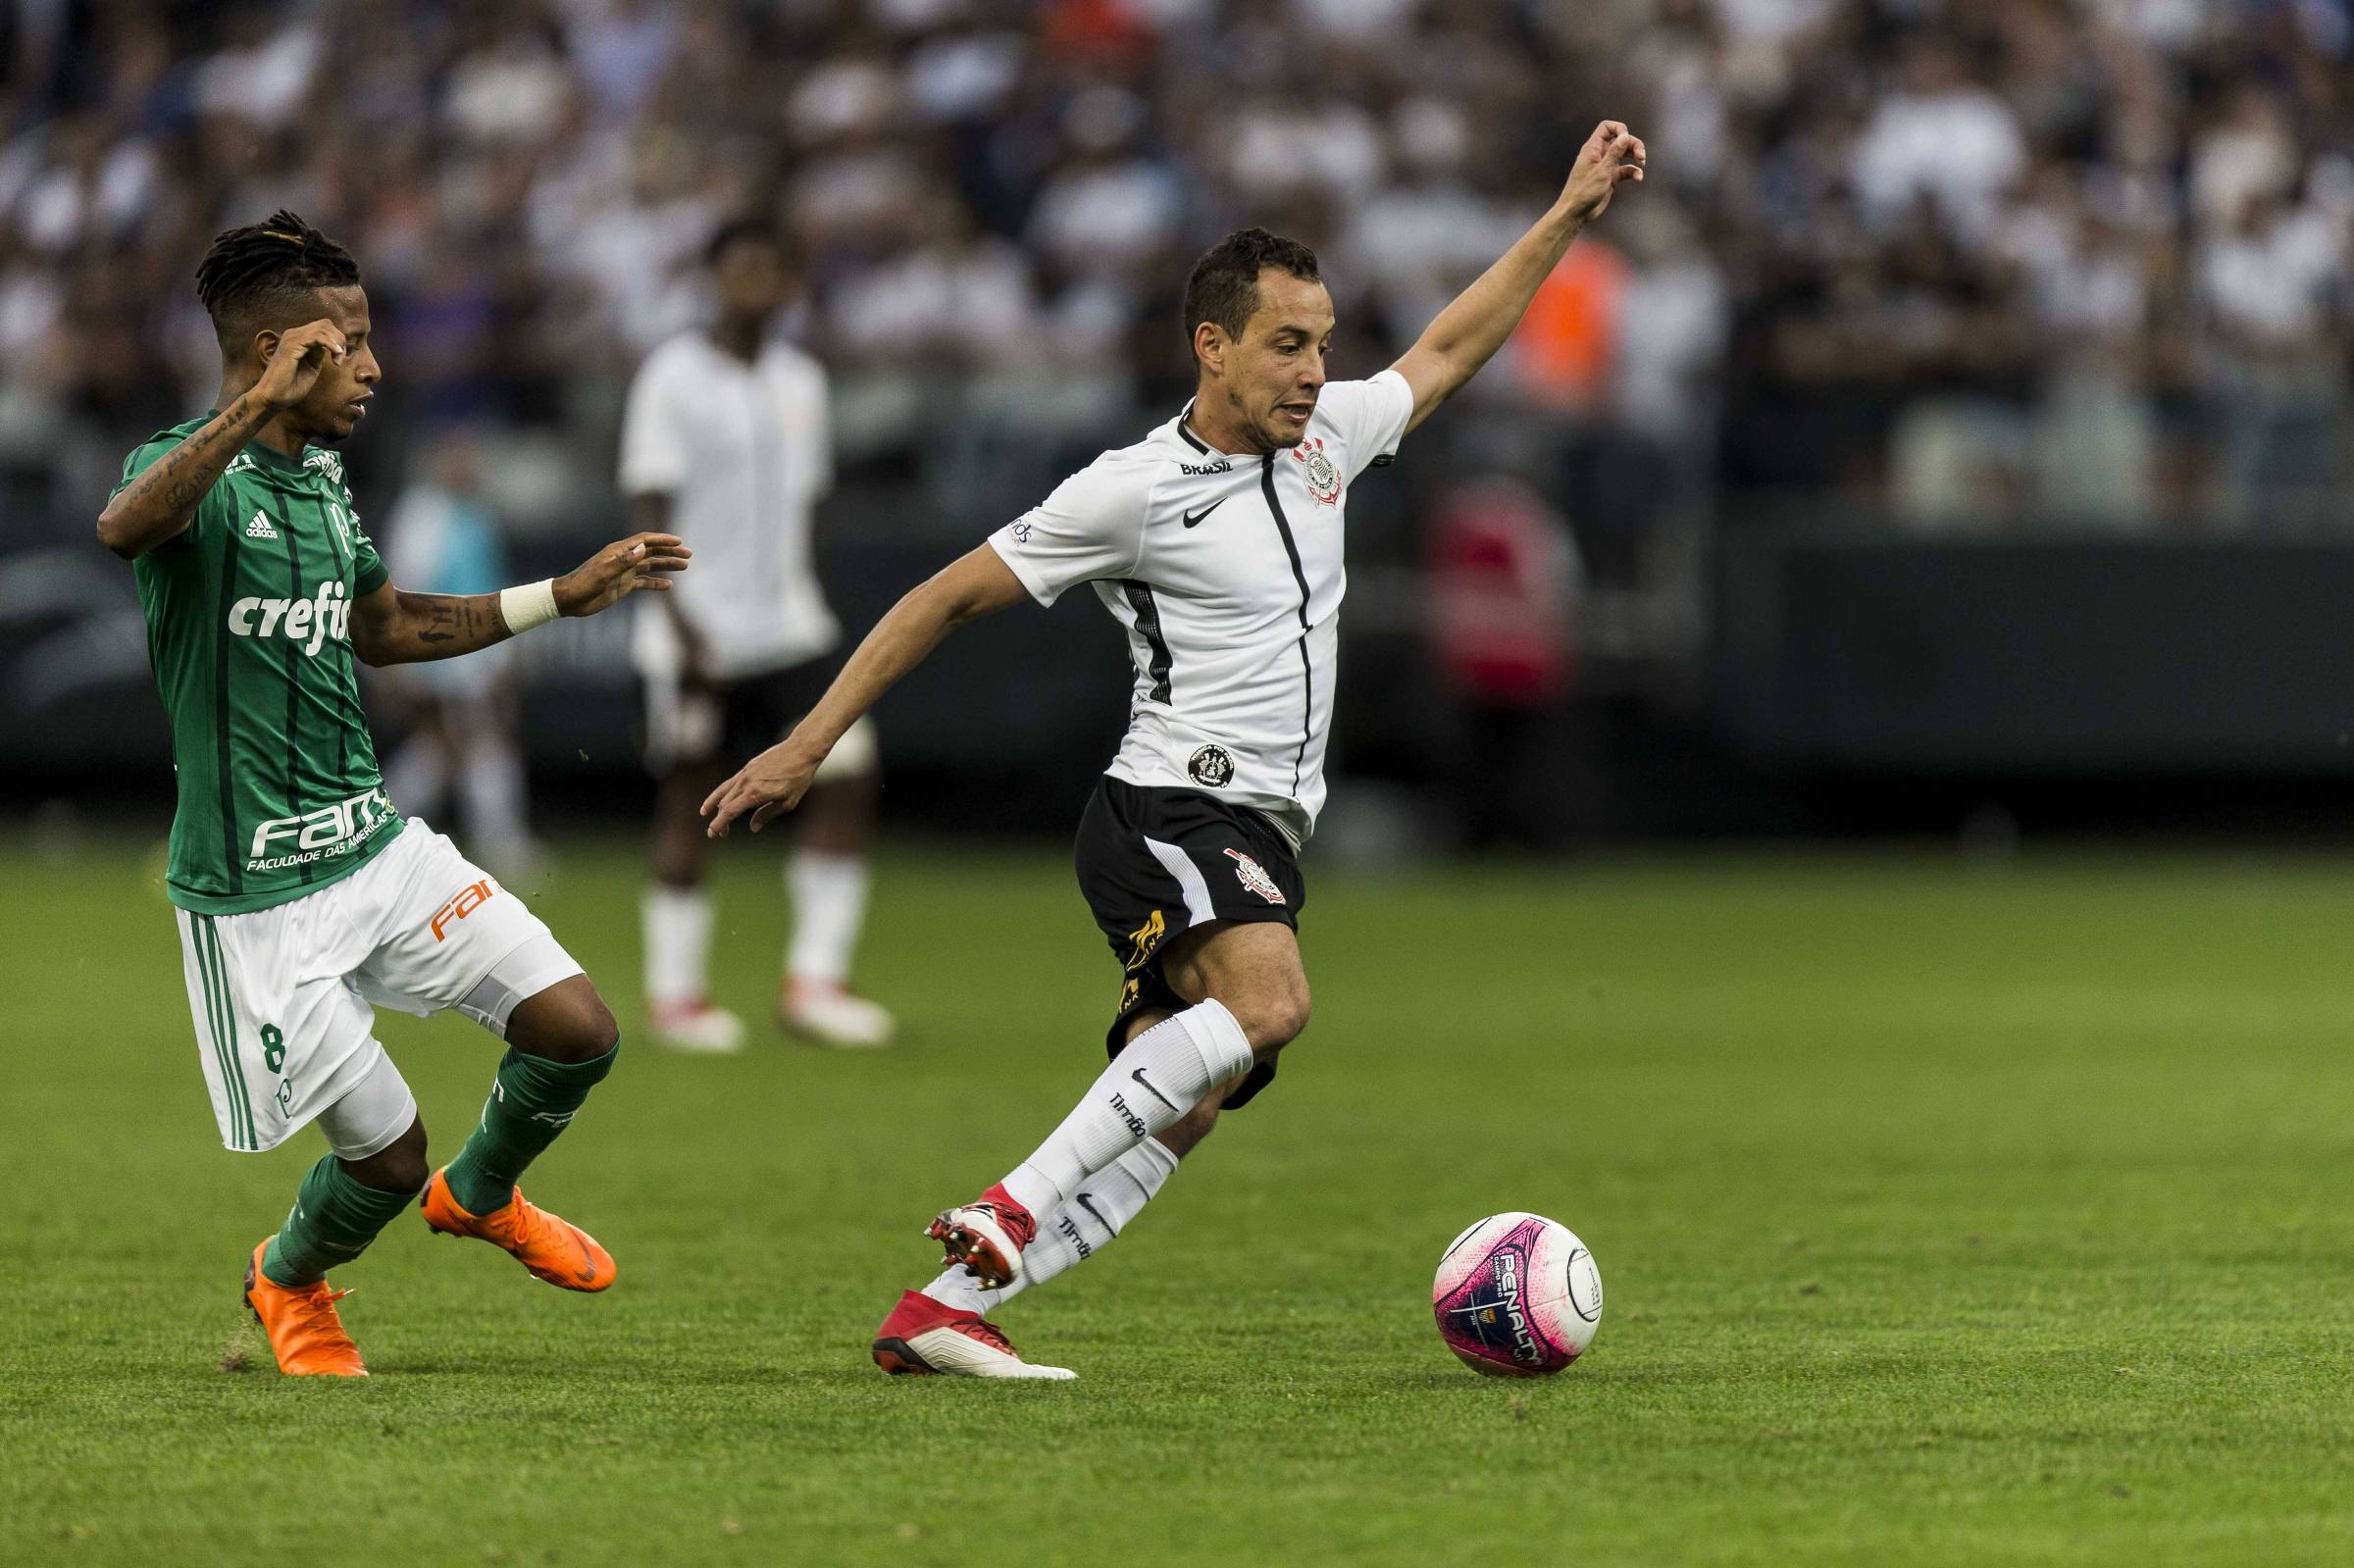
513, 986, 621, 1064
565, 995, 623, 1061
1228, 982, 1309, 1053
355, 1115, 430, 1193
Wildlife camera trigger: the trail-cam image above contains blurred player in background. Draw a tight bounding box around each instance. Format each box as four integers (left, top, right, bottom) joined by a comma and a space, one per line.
380, 425, 542, 877
96, 212, 690, 1376
621, 218, 891, 1053
706, 123, 1647, 1377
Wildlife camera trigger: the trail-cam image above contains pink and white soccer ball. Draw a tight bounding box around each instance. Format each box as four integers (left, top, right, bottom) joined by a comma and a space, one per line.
1432, 1212, 1603, 1377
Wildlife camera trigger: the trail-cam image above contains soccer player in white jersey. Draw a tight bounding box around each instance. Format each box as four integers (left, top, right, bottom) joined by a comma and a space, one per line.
707, 122, 1646, 1377
621, 218, 892, 1052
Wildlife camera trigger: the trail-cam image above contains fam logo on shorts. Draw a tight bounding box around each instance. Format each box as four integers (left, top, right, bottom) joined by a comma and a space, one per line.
430, 879, 499, 941
1188, 743, 1234, 788
1224, 847, 1286, 905
1292, 435, 1341, 506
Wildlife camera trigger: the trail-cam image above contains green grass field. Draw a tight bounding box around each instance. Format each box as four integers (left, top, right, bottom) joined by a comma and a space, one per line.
5, 834, 2353, 1566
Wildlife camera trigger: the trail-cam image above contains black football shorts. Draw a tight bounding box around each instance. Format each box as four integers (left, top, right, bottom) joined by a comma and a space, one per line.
1072, 775, 1305, 1110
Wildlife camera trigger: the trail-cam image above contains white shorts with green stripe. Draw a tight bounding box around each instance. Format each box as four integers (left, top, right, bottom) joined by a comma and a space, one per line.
175, 819, 584, 1155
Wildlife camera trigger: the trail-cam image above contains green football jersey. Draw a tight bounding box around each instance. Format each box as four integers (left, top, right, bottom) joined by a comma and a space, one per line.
118, 415, 405, 914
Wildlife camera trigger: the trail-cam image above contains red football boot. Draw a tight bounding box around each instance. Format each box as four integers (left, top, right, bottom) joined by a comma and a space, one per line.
870, 1290, 1074, 1380
924, 1183, 1036, 1290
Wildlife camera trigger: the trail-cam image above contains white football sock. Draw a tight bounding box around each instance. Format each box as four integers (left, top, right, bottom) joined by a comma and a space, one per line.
998, 1000, 1254, 1215
786, 849, 869, 986
641, 885, 713, 1005
923, 1138, 1180, 1314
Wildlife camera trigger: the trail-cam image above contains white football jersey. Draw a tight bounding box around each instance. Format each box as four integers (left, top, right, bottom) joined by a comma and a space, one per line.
619, 330, 837, 680
989, 370, 1415, 845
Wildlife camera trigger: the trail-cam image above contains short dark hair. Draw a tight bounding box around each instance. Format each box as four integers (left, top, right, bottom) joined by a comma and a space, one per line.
194, 210, 360, 345
1181, 228, 1321, 365
705, 214, 795, 271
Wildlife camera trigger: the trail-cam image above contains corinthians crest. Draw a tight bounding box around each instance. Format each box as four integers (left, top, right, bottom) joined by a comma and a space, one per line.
1292, 435, 1341, 506
1223, 847, 1286, 905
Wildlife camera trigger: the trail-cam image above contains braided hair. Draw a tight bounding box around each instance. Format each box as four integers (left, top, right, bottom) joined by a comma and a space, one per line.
194, 210, 361, 349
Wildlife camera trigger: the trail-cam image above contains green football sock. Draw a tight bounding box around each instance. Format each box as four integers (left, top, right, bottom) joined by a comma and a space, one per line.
442, 1043, 618, 1216
262, 1155, 421, 1288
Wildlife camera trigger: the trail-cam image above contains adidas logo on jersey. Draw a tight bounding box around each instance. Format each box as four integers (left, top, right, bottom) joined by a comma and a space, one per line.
245, 511, 280, 539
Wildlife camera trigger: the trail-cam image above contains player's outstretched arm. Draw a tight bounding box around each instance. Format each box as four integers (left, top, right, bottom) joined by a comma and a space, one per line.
349, 531, 691, 666
703, 543, 1030, 836
95, 320, 347, 559
1388, 119, 1645, 435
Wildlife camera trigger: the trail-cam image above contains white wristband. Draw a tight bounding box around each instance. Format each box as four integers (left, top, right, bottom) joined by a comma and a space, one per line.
498, 579, 560, 634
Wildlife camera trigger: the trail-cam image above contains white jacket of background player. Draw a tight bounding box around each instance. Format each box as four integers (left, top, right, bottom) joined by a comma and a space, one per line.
988, 369, 1415, 848
618, 330, 839, 681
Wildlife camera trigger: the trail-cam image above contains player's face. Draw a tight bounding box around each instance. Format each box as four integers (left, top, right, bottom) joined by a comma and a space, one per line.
1221, 271, 1334, 451
287, 284, 380, 444
714, 240, 793, 322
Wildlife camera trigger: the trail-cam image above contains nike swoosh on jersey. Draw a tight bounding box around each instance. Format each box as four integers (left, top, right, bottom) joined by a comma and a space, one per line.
1181, 498, 1226, 529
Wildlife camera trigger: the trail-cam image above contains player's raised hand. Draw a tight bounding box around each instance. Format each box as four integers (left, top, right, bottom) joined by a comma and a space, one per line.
1558, 121, 1646, 226
254, 320, 348, 410
552, 532, 692, 618
702, 740, 820, 836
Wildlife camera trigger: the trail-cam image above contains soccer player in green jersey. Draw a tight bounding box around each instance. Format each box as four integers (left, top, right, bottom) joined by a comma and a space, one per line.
98, 211, 691, 1377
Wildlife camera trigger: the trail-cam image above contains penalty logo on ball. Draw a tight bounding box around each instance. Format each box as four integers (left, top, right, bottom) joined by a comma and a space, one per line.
1432, 1212, 1603, 1378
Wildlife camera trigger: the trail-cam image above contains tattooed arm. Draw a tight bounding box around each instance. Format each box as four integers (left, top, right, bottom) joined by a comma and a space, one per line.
97, 321, 348, 560
349, 531, 691, 666
96, 393, 278, 560
349, 587, 509, 665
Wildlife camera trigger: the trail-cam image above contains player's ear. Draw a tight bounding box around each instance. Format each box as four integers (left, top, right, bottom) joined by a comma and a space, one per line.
1193, 320, 1226, 379
252, 327, 283, 366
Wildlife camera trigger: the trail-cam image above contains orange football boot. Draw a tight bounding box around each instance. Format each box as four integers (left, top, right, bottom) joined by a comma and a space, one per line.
243, 1238, 368, 1377
418, 1168, 616, 1291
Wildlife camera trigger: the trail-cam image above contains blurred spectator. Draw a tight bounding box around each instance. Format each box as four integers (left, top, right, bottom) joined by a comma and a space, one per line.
6, 0, 2354, 555
379, 426, 541, 876
1427, 479, 1582, 852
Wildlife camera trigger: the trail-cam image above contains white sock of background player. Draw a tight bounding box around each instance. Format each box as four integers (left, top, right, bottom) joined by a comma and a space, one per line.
924, 1138, 1180, 1314
997, 1000, 1254, 1215
641, 884, 714, 1008
785, 848, 868, 989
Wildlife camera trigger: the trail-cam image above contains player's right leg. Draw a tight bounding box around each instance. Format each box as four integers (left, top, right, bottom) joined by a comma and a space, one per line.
639, 666, 743, 1052
176, 901, 431, 1375
927, 920, 1307, 1290
245, 1080, 429, 1379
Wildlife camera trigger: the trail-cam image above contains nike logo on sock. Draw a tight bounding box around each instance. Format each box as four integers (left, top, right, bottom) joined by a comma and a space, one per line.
1076, 1192, 1119, 1238
1181, 498, 1226, 529
1129, 1068, 1177, 1111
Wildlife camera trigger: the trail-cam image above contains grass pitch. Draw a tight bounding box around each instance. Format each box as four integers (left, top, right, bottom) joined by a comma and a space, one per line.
4, 833, 2352, 1566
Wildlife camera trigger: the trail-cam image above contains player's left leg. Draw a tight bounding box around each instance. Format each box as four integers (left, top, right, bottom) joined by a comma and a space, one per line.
345, 823, 623, 1290
421, 974, 623, 1291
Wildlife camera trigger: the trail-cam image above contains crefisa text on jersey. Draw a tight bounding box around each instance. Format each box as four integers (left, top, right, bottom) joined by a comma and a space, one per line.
228, 580, 353, 658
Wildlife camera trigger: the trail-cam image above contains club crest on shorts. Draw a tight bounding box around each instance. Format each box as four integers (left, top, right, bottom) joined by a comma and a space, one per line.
1188, 743, 1234, 787
1292, 435, 1341, 506
1223, 847, 1286, 905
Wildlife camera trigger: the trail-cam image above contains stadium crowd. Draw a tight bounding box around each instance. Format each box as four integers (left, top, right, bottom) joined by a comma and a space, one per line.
5, 0, 2354, 552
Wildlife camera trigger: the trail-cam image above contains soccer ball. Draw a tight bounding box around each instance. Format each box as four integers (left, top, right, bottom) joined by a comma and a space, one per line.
1432, 1212, 1603, 1377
